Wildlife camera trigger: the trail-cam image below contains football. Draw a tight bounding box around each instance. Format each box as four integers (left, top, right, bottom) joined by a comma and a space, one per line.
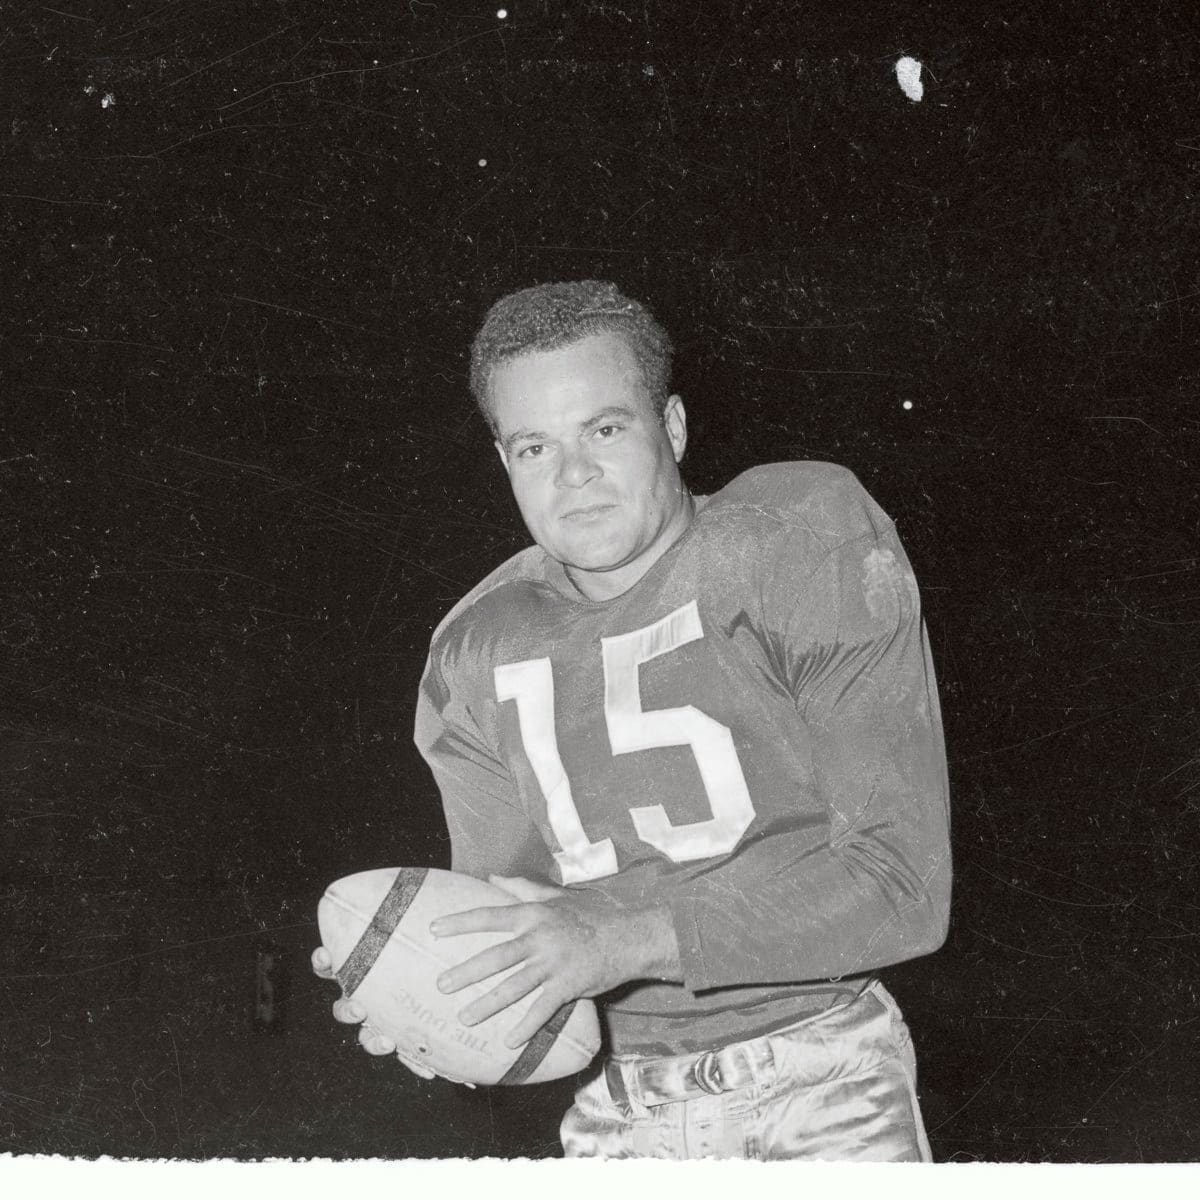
317, 866, 602, 1086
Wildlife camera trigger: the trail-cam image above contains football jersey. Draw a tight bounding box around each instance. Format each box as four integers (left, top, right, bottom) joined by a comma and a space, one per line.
415, 462, 951, 1056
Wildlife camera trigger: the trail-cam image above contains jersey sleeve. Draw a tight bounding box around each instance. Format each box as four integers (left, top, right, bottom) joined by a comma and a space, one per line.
414, 640, 551, 883
668, 505, 952, 991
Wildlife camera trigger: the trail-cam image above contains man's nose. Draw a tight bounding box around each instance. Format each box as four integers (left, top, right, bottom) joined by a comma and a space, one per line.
556, 441, 601, 488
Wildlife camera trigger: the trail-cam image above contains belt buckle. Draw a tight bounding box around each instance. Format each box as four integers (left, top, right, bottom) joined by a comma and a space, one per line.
691, 1050, 726, 1096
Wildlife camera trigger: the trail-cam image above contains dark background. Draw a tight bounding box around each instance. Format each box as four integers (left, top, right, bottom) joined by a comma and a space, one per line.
3, 0, 1198, 1163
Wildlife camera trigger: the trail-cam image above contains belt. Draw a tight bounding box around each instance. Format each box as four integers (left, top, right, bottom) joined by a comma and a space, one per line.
602, 983, 886, 1109
605, 1033, 777, 1109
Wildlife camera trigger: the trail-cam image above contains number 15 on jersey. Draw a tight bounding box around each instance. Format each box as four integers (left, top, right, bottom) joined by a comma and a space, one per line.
494, 601, 756, 884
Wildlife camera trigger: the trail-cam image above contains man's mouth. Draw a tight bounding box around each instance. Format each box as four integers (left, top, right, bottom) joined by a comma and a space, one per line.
561, 504, 616, 520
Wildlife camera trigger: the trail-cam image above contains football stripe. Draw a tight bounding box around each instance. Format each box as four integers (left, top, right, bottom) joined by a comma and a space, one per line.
337, 867, 428, 997
497, 1001, 578, 1085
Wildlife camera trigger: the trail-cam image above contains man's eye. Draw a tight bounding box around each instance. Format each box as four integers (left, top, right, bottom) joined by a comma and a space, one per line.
594, 425, 622, 439
518, 444, 545, 459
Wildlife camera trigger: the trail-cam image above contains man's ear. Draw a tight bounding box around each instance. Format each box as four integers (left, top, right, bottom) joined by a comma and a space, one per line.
662, 394, 687, 463
494, 440, 511, 477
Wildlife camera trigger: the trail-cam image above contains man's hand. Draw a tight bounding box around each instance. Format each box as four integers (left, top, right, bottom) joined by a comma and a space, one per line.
311, 945, 434, 1074
430, 875, 681, 1048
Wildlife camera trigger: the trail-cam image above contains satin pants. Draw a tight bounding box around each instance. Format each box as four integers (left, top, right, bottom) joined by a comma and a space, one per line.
560, 980, 933, 1161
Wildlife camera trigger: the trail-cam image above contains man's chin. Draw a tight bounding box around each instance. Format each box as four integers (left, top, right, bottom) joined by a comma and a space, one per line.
560, 553, 624, 574
545, 530, 625, 567
553, 542, 638, 577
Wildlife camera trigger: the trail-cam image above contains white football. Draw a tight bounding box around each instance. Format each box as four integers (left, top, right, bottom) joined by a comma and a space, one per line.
317, 866, 601, 1086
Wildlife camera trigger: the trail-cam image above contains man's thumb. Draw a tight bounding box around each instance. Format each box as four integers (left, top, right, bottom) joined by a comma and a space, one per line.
487, 874, 563, 902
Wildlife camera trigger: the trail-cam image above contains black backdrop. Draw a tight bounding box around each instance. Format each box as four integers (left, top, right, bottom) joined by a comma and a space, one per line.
4, 0, 1198, 1162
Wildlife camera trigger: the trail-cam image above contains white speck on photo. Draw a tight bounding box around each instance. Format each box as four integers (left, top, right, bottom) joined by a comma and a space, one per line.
895, 56, 923, 102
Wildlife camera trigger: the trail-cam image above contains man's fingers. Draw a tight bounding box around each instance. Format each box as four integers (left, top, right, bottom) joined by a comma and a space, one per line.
430, 903, 525, 938
332, 997, 367, 1024
503, 990, 566, 1050
357, 1025, 396, 1056
396, 1053, 437, 1081
458, 965, 543, 1027
437, 937, 526, 995
311, 946, 335, 979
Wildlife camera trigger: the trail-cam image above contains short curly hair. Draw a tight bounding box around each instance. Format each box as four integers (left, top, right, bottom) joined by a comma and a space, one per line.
468, 280, 674, 431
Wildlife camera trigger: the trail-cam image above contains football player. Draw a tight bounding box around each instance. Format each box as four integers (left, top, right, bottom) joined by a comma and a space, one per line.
316, 280, 951, 1160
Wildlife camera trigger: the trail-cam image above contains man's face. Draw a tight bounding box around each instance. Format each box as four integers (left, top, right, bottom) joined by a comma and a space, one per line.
489, 331, 690, 602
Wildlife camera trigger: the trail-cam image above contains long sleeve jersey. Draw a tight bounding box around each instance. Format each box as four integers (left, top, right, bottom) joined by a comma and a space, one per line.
414, 462, 951, 1056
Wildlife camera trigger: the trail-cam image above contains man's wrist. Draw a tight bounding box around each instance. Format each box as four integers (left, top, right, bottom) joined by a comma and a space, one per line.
620, 903, 683, 984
